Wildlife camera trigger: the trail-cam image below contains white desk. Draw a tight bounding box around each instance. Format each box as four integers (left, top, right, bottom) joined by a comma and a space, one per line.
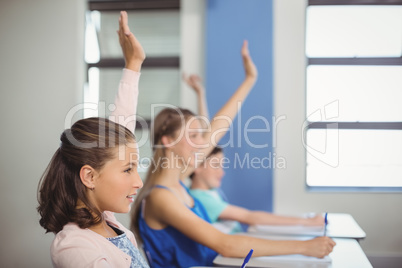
248, 213, 366, 240
213, 234, 372, 268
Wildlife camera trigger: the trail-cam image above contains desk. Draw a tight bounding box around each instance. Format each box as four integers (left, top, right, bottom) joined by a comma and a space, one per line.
213, 234, 372, 268
248, 213, 366, 240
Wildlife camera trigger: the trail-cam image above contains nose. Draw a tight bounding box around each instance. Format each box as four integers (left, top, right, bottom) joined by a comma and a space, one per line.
196, 134, 205, 146
133, 171, 143, 189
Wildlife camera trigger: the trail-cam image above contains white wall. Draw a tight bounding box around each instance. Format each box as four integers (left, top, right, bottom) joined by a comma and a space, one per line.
273, 0, 402, 262
0, 0, 85, 267
180, 0, 206, 112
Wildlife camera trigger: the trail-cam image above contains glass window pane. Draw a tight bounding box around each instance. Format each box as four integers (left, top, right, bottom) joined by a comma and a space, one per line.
306, 129, 402, 187
97, 10, 180, 58
87, 68, 180, 119
136, 68, 181, 119
306, 65, 402, 122
85, 11, 100, 63
306, 6, 402, 58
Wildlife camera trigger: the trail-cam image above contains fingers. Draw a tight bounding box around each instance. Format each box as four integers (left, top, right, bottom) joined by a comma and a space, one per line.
117, 11, 145, 71
309, 215, 325, 226
118, 11, 132, 43
240, 40, 257, 80
120, 11, 131, 35
307, 236, 336, 258
322, 237, 336, 256
190, 74, 201, 83
182, 73, 201, 86
241, 40, 250, 58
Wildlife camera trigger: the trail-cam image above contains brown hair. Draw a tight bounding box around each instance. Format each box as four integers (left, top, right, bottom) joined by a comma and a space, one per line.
130, 107, 195, 241
37, 117, 135, 234
189, 146, 223, 179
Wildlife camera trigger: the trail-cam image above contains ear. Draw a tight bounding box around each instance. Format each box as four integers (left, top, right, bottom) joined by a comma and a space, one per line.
161, 135, 174, 148
79, 165, 97, 189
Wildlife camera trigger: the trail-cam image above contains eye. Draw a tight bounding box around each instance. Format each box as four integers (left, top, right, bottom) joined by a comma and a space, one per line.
124, 167, 132, 174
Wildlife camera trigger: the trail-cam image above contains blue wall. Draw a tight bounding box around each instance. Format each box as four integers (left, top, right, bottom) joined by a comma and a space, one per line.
205, 0, 274, 212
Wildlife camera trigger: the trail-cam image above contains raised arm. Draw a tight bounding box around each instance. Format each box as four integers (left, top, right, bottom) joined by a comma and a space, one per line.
200, 40, 257, 155
182, 73, 210, 120
110, 11, 146, 133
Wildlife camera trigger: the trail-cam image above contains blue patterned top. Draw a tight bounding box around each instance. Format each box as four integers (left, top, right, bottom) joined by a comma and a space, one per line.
107, 225, 149, 268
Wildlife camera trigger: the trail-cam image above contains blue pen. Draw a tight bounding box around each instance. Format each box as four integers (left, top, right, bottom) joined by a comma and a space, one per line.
323, 212, 328, 236
241, 249, 254, 268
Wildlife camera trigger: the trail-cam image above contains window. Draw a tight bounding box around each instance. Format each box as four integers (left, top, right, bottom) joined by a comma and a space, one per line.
84, 0, 181, 173
305, 0, 402, 191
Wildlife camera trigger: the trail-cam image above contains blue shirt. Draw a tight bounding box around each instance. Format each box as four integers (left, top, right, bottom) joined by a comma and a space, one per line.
189, 188, 243, 234
138, 182, 218, 268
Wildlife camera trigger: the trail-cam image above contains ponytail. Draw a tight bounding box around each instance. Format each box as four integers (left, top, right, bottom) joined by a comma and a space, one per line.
130, 107, 195, 242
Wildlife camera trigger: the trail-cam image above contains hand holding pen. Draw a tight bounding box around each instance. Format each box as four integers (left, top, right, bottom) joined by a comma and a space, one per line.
323, 212, 328, 236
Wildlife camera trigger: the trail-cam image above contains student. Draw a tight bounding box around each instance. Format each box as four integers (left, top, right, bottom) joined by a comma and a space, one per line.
183, 74, 325, 233
189, 146, 325, 234
37, 12, 149, 268
131, 41, 336, 268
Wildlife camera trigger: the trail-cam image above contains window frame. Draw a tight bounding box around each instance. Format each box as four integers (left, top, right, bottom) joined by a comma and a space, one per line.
86, 0, 180, 129
305, 0, 402, 192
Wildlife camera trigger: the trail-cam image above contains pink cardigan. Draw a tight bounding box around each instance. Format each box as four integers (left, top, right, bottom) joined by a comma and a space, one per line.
109, 68, 140, 133
51, 69, 141, 268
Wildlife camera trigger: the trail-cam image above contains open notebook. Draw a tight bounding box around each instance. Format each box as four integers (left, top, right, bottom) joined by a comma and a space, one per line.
248, 213, 366, 239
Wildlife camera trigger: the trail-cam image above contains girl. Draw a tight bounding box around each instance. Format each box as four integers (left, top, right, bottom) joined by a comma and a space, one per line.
183, 74, 325, 233
37, 12, 149, 267
131, 42, 336, 268
189, 146, 325, 234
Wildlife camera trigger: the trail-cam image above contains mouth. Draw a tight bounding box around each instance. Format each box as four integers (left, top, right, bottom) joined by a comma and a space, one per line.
126, 194, 136, 202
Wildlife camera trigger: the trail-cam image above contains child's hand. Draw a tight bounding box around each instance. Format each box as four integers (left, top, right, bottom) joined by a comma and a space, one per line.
303, 214, 325, 226
182, 73, 205, 95
302, 237, 336, 258
118, 11, 146, 71
241, 40, 257, 81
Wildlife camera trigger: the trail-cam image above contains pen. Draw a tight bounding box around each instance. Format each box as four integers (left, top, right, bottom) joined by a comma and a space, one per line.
323, 212, 328, 236
241, 249, 253, 268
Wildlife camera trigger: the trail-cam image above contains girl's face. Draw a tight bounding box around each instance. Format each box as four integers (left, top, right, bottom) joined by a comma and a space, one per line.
196, 152, 225, 189
167, 117, 204, 169
92, 144, 142, 213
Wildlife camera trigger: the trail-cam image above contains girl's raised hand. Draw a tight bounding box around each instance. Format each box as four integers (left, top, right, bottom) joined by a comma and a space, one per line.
118, 11, 146, 72
241, 40, 258, 81
182, 73, 204, 95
